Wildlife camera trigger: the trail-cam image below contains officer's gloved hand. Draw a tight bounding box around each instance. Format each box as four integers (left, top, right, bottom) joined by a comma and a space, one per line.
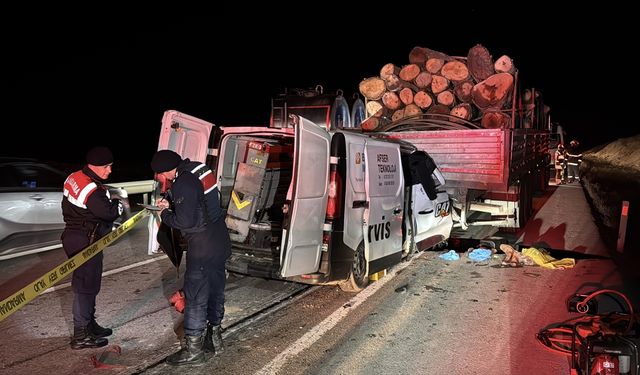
117, 200, 124, 216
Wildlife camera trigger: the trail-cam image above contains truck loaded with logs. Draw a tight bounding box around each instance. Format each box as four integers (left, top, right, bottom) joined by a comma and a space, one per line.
357, 44, 551, 232
276, 44, 550, 234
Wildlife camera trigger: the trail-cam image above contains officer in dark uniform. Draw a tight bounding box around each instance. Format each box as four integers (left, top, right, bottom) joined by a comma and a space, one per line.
566, 140, 583, 183
61, 146, 123, 349
151, 150, 231, 366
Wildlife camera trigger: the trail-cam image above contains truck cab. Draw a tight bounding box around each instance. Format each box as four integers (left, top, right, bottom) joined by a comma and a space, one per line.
148, 101, 452, 291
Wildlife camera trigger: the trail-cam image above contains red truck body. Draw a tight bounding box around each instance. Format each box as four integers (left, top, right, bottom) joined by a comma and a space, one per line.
378, 75, 551, 230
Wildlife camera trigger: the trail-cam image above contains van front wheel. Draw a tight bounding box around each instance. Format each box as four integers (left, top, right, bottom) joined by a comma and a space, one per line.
339, 242, 369, 292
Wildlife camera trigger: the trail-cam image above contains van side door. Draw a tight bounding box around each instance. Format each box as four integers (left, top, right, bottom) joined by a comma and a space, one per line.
280, 116, 330, 277
148, 110, 215, 255
364, 141, 404, 267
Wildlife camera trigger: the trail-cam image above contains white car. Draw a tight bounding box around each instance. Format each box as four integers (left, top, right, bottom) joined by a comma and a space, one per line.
0, 158, 134, 260
0, 158, 68, 259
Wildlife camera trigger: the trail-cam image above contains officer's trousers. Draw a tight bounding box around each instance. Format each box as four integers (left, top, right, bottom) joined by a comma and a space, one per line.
62, 229, 103, 328
182, 219, 231, 336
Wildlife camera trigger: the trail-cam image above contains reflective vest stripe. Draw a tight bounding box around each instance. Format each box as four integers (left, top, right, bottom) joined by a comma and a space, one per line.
63, 171, 98, 209
190, 164, 206, 174
64, 182, 97, 209
200, 170, 216, 194
190, 164, 217, 194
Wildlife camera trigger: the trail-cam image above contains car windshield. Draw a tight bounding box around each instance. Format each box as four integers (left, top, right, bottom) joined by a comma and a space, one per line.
0, 163, 67, 192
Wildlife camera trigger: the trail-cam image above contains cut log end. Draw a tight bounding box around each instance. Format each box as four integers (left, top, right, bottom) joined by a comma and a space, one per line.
414, 71, 433, 89
361, 116, 380, 131
359, 77, 386, 101
399, 87, 414, 106
431, 75, 450, 94
454, 80, 474, 103
441, 60, 470, 82
450, 103, 473, 120
403, 103, 422, 118
366, 100, 384, 117
436, 90, 455, 106
414, 91, 433, 109
425, 58, 445, 74
494, 55, 515, 74
471, 73, 514, 110
481, 111, 511, 129
380, 63, 400, 80
382, 91, 401, 110
399, 64, 421, 82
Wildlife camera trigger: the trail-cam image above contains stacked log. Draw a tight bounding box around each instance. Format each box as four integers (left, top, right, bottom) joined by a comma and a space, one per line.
359, 44, 518, 130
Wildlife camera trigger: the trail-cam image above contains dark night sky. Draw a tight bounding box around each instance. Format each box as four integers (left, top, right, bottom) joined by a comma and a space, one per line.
2, 9, 636, 181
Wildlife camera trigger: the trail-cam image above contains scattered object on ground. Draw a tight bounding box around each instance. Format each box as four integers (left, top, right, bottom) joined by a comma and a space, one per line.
468, 248, 493, 262
91, 345, 125, 369
500, 244, 524, 267
522, 247, 575, 269
439, 250, 460, 261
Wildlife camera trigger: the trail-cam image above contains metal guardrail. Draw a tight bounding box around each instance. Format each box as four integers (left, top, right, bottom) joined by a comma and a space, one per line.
0, 180, 156, 262
109, 180, 155, 194
108, 180, 155, 204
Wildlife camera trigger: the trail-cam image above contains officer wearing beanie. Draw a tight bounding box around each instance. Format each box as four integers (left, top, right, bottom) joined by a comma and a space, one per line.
151, 150, 231, 366
61, 146, 123, 349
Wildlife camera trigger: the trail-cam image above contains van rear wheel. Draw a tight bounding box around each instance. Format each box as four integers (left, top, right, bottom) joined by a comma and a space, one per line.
339, 242, 369, 292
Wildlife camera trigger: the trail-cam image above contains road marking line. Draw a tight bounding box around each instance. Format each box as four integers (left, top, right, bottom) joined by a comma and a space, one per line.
255, 255, 416, 375
0, 244, 63, 261
43, 255, 167, 294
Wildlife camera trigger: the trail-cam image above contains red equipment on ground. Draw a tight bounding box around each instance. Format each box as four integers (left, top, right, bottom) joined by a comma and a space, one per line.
169, 289, 185, 313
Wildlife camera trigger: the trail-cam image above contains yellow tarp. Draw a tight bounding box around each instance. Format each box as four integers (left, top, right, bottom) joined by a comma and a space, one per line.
522, 247, 575, 269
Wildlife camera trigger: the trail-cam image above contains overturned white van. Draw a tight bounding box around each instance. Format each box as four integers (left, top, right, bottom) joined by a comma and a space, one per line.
149, 105, 452, 291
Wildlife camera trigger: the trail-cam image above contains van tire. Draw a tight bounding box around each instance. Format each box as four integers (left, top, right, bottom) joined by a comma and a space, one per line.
339, 242, 369, 293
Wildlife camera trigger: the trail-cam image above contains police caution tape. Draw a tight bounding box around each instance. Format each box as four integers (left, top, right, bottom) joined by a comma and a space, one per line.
0, 209, 149, 321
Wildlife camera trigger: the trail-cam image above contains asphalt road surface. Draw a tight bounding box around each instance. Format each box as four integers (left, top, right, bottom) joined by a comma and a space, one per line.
1, 183, 638, 375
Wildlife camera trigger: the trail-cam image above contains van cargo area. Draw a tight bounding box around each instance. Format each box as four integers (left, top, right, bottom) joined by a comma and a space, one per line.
217, 134, 294, 279
151, 109, 453, 290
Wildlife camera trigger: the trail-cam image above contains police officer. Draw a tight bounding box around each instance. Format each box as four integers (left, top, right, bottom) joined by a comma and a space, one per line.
151, 150, 231, 366
61, 146, 123, 349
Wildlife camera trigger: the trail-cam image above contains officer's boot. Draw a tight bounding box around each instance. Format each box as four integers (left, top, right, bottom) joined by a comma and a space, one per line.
88, 319, 113, 337
70, 326, 108, 350
203, 323, 224, 354
209, 324, 224, 355
203, 324, 215, 354
166, 335, 205, 366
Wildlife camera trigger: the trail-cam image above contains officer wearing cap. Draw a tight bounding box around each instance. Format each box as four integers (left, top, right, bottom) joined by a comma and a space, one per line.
151, 149, 230, 366
566, 139, 583, 183
61, 146, 123, 349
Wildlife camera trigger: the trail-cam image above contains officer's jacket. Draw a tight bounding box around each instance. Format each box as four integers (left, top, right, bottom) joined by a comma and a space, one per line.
62, 166, 121, 236
181, 159, 224, 223
160, 160, 209, 234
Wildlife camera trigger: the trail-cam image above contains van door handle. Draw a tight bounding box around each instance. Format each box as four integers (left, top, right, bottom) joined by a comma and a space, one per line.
352, 200, 369, 209
393, 207, 402, 215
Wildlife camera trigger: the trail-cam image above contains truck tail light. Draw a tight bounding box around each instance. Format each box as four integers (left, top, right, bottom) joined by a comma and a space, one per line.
326, 167, 342, 220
